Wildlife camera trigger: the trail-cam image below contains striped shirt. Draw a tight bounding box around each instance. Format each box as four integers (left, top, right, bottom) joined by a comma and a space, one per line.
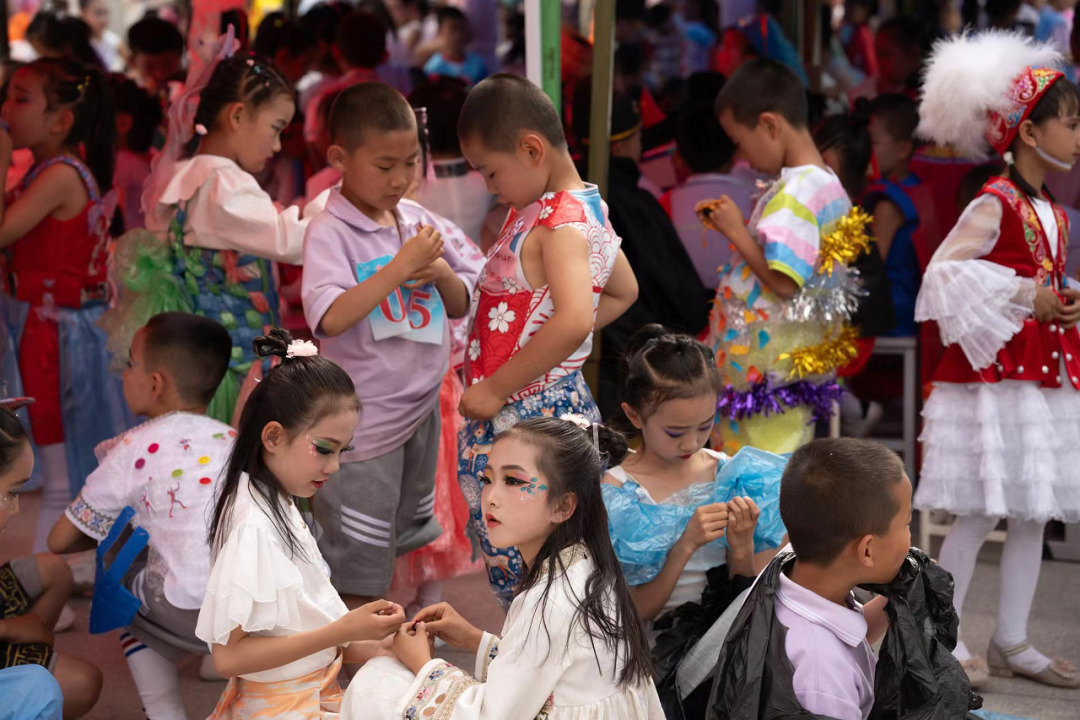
720, 165, 850, 313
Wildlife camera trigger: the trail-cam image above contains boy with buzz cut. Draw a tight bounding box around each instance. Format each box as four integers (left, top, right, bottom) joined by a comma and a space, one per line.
48, 311, 235, 720
712, 438, 912, 720
455, 73, 638, 606
701, 58, 856, 456
302, 82, 482, 608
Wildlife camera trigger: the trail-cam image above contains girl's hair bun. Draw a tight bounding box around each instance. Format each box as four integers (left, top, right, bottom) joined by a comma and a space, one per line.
252, 327, 293, 359
594, 423, 630, 469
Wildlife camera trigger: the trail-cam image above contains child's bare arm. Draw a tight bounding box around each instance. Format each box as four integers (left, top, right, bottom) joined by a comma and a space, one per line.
863, 595, 889, 645
594, 250, 638, 331
47, 515, 97, 555
459, 226, 594, 420
319, 227, 443, 336
872, 199, 904, 262
0, 164, 81, 249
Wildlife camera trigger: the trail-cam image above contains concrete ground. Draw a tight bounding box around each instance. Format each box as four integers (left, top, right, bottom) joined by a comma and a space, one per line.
3, 492, 1079, 719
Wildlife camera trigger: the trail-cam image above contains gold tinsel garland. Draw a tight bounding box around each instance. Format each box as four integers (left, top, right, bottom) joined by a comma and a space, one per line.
778, 326, 861, 379
818, 207, 874, 275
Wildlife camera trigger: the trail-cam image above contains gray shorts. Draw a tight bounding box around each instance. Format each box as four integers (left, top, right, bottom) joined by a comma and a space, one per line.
123, 554, 205, 661
313, 407, 442, 596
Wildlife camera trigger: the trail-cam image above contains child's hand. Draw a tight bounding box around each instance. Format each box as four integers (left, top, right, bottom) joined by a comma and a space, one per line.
1034, 285, 1063, 322
374, 632, 396, 658
725, 496, 761, 564
0, 614, 54, 646
701, 196, 746, 238
1057, 288, 1080, 329
393, 621, 434, 675
458, 380, 507, 421
677, 502, 729, 554
333, 599, 405, 643
394, 225, 444, 277
404, 257, 452, 289
412, 602, 484, 653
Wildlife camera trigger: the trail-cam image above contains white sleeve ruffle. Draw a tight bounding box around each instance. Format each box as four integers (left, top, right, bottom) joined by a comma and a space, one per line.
195, 520, 304, 647
915, 194, 1036, 370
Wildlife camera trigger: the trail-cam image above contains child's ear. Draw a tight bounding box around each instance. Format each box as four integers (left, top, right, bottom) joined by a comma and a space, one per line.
261, 422, 286, 454
49, 107, 75, 139
1018, 119, 1039, 149
759, 112, 781, 140
855, 533, 875, 568
899, 139, 914, 161
520, 132, 546, 165
621, 402, 645, 430
149, 371, 167, 403
117, 113, 134, 138
227, 101, 247, 132
550, 492, 577, 524
326, 144, 349, 172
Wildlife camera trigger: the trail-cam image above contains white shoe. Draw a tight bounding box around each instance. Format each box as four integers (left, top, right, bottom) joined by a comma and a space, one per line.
53, 604, 75, 633
199, 655, 224, 682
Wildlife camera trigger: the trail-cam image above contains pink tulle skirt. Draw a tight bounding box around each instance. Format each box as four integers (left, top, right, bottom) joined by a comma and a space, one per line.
391, 369, 481, 595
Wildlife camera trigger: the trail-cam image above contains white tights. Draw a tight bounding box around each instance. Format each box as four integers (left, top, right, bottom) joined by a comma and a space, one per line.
120, 632, 187, 720
937, 514, 1050, 672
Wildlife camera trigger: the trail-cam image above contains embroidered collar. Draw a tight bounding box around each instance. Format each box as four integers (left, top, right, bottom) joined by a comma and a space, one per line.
536, 543, 590, 578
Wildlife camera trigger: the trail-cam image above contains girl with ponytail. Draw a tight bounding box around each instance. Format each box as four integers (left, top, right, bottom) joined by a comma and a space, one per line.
102, 30, 330, 426
0, 58, 131, 510
343, 415, 663, 719
197, 328, 406, 717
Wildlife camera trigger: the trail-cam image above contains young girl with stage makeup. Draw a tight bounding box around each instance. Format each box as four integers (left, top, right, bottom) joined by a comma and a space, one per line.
343, 416, 663, 719
196, 328, 406, 718
916, 31, 1080, 689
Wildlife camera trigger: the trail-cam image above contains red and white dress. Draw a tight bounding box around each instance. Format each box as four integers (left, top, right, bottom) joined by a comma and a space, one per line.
916, 176, 1080, 522
459, 185, 621, 607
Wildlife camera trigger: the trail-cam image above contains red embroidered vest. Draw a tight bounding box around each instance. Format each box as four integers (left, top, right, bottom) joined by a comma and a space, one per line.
935, 177, 1080, 388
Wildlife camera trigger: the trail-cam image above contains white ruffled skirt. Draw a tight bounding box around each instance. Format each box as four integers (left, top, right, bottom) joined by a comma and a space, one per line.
917, 379, 1080, 522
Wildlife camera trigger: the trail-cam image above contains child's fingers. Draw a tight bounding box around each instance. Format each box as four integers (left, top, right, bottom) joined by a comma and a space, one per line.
413, 603, 448, 623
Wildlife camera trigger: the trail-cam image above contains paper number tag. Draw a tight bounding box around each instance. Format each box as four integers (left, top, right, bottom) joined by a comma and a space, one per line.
356, 255, 445, 344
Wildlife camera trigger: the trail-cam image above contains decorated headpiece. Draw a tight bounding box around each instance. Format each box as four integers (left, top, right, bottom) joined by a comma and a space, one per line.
918, 31, 1065, 159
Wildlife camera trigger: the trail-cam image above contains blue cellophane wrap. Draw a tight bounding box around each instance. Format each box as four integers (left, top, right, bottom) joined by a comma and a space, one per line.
603, 446, 789, 585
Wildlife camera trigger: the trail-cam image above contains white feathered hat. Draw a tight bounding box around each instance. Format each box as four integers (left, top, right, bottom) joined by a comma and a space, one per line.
918, 31, 1065, 159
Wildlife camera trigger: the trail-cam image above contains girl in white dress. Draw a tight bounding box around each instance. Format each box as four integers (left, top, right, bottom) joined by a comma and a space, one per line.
344, 416, 664, 719
196, 328, 406, 719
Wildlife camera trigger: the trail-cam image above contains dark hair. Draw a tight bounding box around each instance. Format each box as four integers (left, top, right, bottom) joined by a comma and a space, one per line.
875, 17, 922, 53
330, 81, 416, 151
335, 10, 387, 69
23, 59, 116, 191
813, 101, 872, 199
127, 16, 184, 57
498, 417, 652, 688
619, 324, 720, 430
1008, 78, 1080, 198
26, 12, 103, 70
459, 73, 567, 152
140, 312, 232, 407
956, 160, 1005, 213
870, 93, 919, 145
208, 328, 359, 559
676, 102, 735, 174
715, 58, 808, 130
436, 6, 467, 27
301, 2, 345, 46
780, 438, 905, 565
78, 0, 98, 10
0, 408, 30, 476
185, 53, 292, 157
110, 75, 163, 154
408, 77, 468, 156
254, 13, 316, 61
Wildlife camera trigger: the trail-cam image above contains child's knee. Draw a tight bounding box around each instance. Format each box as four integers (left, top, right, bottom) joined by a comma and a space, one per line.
36, 553, 74, 595
54, 654, 103, 718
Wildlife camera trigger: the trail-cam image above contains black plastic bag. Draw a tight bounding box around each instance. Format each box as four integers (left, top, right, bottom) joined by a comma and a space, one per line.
860, 548, 982, 720
652, 565, 755, 720
707, 549, 983, 720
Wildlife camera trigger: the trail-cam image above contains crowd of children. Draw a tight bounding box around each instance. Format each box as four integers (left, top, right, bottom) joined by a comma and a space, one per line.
0, 1, 1079, 719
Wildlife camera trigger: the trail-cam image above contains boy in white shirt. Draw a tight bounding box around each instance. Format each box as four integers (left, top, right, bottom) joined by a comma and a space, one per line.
48, 312, 235, 720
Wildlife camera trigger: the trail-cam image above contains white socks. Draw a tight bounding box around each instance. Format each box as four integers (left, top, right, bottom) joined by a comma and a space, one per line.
120, 632, 187, 720
32, 443, 69, 553
993, 519, 1051, 674
937, 514, 1050, 672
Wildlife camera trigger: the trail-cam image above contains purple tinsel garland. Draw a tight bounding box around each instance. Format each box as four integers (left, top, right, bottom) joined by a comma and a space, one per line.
717, 379, 845, 423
